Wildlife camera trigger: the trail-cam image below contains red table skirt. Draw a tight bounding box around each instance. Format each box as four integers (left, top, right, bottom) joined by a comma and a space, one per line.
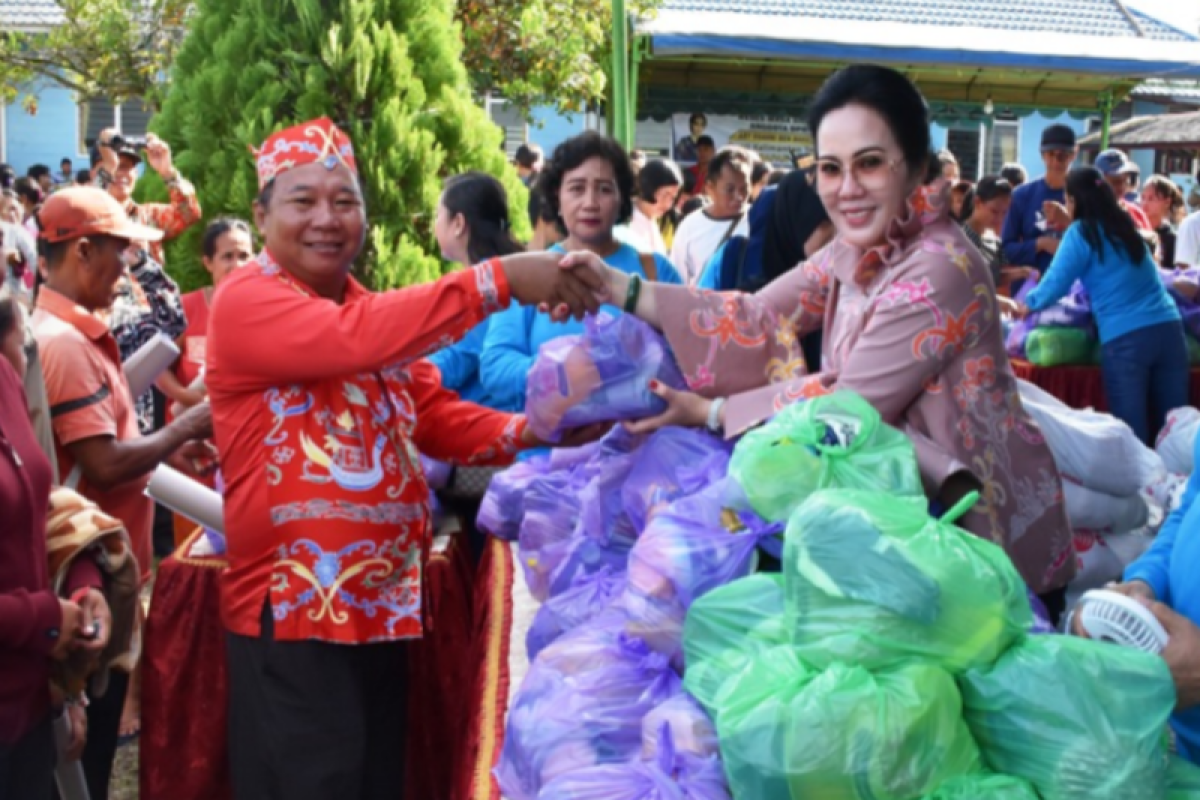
1010, 359, 1200, 411
140, 526, 496, 800
140, 528, 232, 800
458, 537, 516, 800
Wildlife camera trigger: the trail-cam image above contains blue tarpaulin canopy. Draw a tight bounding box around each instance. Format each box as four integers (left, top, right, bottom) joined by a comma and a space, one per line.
610, 0, 1200, 143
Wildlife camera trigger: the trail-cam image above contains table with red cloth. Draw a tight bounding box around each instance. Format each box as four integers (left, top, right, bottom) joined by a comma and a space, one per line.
139, 523, 505, 800
1010, 358, 1200, 411
140, 527, 232, 800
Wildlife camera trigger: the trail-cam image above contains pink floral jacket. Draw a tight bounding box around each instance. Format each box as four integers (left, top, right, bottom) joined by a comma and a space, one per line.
657, 189, 1076, 593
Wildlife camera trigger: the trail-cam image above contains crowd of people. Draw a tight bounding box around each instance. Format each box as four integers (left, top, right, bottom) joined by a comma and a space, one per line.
1, 62, 1199, 800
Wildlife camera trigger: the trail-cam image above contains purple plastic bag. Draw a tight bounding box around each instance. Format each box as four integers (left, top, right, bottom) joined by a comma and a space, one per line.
1006, 275, 1040, 358
1163, 268, 1200, 339
519, 427, 647, 600
477, 455, 551, 541
496, 612, 684, 800
641, 695, 719, 760
624, 478, 780, 660
1007, 277, 1093, 358
526, 313, 687, 443
527, 566, 625, 661
537, 725, 731, 800
621, 428, 732, 533
420, 455, 453, 490
577, 449, 640, 550
545, 532, 631, 600
1027, 587, 1057, 635
519, 472, 585, 601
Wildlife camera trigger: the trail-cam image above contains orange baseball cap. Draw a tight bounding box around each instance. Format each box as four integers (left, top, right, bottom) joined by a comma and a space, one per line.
37, 187, 165, 244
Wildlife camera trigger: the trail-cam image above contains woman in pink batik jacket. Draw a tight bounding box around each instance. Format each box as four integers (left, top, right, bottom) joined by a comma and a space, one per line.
563, 64, 1077, 618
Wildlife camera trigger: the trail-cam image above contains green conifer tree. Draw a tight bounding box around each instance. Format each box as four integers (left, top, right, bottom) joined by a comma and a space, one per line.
147, 0, 528, 291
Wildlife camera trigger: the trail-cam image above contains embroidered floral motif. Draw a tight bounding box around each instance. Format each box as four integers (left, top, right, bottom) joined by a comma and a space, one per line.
270, 534, 422, 635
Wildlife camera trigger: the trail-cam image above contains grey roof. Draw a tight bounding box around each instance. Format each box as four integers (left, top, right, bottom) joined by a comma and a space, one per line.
1133, 80, 1200, 102
0, 0, 64, 30
1079, 109, 1200, 147
655, 0, 1196, 42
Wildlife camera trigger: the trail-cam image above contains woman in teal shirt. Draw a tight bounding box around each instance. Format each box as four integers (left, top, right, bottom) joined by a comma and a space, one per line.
481, 132, 682, 411
429, 171, 524, 410
1019, 166, 1186, 444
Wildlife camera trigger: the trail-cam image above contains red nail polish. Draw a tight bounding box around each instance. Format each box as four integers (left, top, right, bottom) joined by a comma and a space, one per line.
649, 380, 660, 391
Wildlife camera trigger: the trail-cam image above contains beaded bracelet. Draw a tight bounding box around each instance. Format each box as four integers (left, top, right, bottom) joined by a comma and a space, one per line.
624, 273, 642, 313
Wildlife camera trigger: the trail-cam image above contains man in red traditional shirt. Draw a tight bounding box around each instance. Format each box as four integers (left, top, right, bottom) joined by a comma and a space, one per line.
208, 118, 605, 800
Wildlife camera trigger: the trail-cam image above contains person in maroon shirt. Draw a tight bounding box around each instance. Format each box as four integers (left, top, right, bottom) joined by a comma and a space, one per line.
0, 289, 111, 799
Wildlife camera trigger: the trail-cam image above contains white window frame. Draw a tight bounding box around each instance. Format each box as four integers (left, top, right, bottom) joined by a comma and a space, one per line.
984, 118, 1022, 176
76, 99, 136, 158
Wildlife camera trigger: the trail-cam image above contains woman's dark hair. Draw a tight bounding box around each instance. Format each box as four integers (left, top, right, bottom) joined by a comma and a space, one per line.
536, 131, 635, 235
808, 65, 931, 178
689, 112, 707, 127
751, 160, 773, 186
202, 217, 253, 259
1067, 166, 1149, 263
637, 159, 683, 203
957, 175, 1013, 222
1000, 163, 1027, 188
0, 165, 15, 190
13, 177, 41, 206
442, 172, 524, 263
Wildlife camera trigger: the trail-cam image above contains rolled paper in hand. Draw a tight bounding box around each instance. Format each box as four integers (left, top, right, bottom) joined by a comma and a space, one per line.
123, 332, 180, 398
145, 464, 225, 534
53, 711, 89, 800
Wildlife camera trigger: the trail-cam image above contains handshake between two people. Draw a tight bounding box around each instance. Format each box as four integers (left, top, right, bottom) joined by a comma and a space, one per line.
500, 251, 616, 323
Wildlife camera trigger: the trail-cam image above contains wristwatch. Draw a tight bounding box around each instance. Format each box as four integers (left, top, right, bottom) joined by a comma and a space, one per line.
706, 397, 726, 434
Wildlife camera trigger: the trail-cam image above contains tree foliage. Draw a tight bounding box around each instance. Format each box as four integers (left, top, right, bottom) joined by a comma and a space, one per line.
0, 0, 190, 109
456, 0, 661, 115
146, 0, 528, 293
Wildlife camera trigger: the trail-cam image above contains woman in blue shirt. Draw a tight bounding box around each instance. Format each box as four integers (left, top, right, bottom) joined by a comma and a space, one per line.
481, 132, 683, 411
1018, 166, 1186, 444
429, 172, 525, 411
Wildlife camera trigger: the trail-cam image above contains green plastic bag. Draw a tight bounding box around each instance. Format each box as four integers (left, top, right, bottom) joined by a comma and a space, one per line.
1169, 755, 1200, 799
784, 489, 1031, 673
1188, 336, 1200, 366
681, 573, 787, 714
1024, 326, 1094, 366
960, 635, 1175, 799
727, 391, 923, 522
922, 773, 1039, 799
711, 649, 981, 800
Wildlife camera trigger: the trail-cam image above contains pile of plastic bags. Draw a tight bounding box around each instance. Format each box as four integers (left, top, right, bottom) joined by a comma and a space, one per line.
485, 381, 1190, 800
1015, 379, 1162, 595
490, 424, 743, 799
1006, 278, 1097, 366
682, 484, 1180, 800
